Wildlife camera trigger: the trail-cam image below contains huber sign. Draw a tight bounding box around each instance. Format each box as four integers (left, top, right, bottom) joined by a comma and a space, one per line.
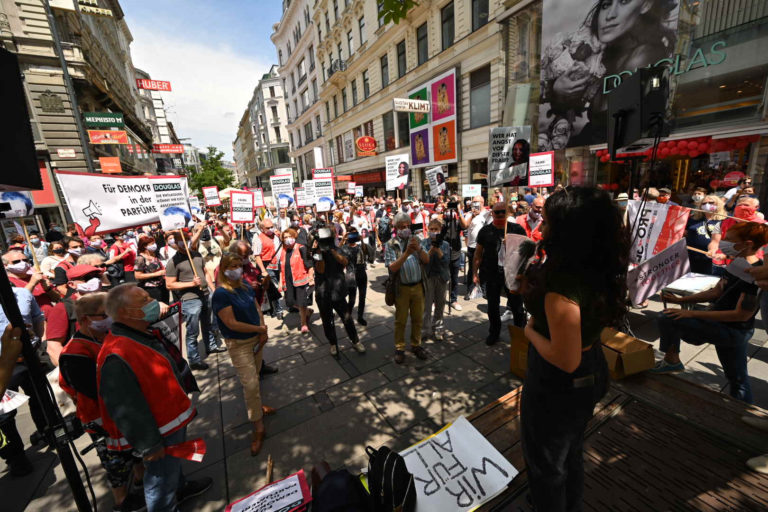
136, 79, 172, 92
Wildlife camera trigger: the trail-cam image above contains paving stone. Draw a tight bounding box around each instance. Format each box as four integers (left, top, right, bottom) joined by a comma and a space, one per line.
379, 361, 419, 382
260, 355, 349, 410
186, 398, 226, 470
326, 370, 389, 406
462, 339, 515, 376
181, 459, 229, 512
313, 391, 335, 412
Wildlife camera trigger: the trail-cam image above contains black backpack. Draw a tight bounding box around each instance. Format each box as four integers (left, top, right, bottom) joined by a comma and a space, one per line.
366, 445, 416, 512
378, 216, 392, 243
313, 469, 371, 512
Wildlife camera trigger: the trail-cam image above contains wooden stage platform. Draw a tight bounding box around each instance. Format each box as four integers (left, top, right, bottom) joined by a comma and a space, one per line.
471, 373, 768, 511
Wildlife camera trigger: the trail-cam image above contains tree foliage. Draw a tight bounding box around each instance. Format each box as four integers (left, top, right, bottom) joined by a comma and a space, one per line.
378, 0, 419, 25
187, 146, 235, 193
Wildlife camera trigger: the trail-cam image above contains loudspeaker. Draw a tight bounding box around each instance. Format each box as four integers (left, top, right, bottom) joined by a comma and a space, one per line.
0, 47, 43, 191
607, 67, 670, 159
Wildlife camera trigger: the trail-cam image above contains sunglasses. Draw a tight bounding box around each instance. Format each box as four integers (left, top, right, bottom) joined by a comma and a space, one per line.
10, 258, 29, 264
492, 210, 507, 216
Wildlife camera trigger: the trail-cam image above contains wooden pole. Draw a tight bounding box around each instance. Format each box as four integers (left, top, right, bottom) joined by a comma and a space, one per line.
686, 246, 711, 257
21, 221, 40, 271
177, 229, 199, 280
266, 454, 274, 483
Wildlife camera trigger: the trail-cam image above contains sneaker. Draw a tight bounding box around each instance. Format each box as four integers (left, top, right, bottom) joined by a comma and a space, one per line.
412, 346, 428, 360
352, 341, 366, 354
648, 359, 684, 374
301, 325, 310, 335
451, 302, 462, 311
485, 334, 499, 346
394, 350, 406, 364
208, 345, 227, 354
113, 492, 146, 512
330, 345, 339, 358
434, 331, 444, 341
357, 316, 368, 326
500, 310, 515, 323
177, 477, 213, 505
259, 363, 279, 375
747, 454, 768, 474
190, 361, 209, 371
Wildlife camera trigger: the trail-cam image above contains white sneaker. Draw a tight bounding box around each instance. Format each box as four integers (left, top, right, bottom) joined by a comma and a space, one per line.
500, 310, 515, 323
747, 454, 768, 474
434, 331, 444, 341
352, 341, 366, 353
451, 302, 462, 311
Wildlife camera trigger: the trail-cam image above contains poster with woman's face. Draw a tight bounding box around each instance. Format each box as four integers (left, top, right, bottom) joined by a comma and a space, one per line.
432, 120, 457, 162
409, 88, 430, 129
538, 0, 679, 151
431, 74, 455, 121
410, 129, 430, 166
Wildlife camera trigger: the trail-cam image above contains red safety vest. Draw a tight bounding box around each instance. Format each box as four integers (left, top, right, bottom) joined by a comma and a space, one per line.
59, 335, 102, 429
280, 244, 310, 291
516, 214, 543, 242
96, 331, 195, 451
260, 233, 278, 266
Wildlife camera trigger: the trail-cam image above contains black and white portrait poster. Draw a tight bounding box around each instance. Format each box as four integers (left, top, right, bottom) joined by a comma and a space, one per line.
538, 0, 680, 150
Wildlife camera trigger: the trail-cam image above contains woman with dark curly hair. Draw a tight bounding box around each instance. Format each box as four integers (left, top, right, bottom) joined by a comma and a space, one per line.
522, 187, 629, 511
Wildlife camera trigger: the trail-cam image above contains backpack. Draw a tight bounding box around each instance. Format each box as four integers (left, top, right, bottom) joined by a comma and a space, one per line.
366, 445, 416, 512
313, 468, 371, 512
378, 215, 392, 243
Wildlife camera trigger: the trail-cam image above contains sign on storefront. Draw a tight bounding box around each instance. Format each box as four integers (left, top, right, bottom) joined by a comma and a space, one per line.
393, 98, 430, 113
84, 112, 124, 128
136, 79, 172, 91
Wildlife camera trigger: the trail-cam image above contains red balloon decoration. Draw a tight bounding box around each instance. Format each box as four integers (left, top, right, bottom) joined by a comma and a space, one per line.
677, 140, 688, 149
697, 142, 708, 152
660, 148, 670, 157
690, 151, 700, 158
600, 155, 609, 163
687, 141, 697, 150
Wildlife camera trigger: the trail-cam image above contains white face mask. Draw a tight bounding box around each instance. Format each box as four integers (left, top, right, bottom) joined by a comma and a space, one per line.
91, 240, 103, 248
90, 316, 113, 333
701, 203, 717, 213
30, 238, 40, 245
76, 277, 102, 293
147, 244, 158, 252
68, 247, 82, 257
529, 211, 541, 220
718, 241, 743, 258
692, 194, 705, 203
224, 268, 243, 281
284, 237, 296, 246
7, 261, 30, 274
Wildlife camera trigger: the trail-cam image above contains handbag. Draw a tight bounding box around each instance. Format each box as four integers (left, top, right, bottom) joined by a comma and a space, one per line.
384, 270, 399, 307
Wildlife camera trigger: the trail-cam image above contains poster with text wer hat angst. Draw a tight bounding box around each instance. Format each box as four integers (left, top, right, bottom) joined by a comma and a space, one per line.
488, 126, 531, 188
537, 0, 679, 151
385, 153, 410, 191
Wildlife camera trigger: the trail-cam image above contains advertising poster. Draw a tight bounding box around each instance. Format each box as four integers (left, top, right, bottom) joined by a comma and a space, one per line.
252, 188, 266, 208
462, 184, 481, 198
488, 126, 531, 187
99, 156, 122, 174
230, 190, 254, 223
87, 130, 128, 144
202, 186, 221, 206
314, 179, 334, 212
408, 68, 458, 168
150, 176, 192, 231
528, 151, 555, 187
408, 87, 430, 129
270, 174, 294, 208
385, 154, 410, 191
425, 166, 446, 196
303, 180, 317, 206
538, 0, 680, 150
343, 131, 355, 162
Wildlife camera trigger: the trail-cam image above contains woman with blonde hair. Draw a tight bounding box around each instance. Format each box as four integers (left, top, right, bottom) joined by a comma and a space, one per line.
212, 252, 271, 456
686, 194, 725, 275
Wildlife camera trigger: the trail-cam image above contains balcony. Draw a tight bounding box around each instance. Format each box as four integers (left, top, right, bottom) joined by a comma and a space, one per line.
327, 59, 347, 78
271, 117, 281, 126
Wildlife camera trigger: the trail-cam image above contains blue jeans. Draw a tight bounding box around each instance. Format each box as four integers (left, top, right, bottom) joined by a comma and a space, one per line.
181, 297, 218, 364
144, 427, 186, 512
656, 313, 753, 403
449, 255, 461, 304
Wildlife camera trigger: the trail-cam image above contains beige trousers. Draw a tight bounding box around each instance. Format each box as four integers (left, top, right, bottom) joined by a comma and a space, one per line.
224, 335, 264, 423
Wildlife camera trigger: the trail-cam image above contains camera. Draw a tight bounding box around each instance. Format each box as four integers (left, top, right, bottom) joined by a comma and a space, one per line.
316, 227, 335, 251
447, 201, 458, 210
431, 232, 444, 247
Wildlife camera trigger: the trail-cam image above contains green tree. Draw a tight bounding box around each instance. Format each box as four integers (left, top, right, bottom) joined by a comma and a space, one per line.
378, 0, 419, 25
187, 146, 235, 193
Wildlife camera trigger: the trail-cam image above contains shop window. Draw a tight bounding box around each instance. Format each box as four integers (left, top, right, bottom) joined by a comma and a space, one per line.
470, 65, 491, 128
472, 0, 489, 32
397, 111, 409, 147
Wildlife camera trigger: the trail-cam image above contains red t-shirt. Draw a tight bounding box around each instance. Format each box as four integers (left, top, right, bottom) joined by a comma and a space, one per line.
9, 274, 54, 317
109, 242, 136, 271
46, 301, 72, 341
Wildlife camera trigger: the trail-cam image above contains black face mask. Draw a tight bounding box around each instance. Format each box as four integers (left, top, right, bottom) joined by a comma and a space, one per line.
52, 248, 65, 255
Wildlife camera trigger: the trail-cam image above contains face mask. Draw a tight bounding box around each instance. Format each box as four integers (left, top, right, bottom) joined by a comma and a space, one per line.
167, 237, 176, 246
126, 231, 135, 238
618, 200, 628, 208
30, 238, 40, 245
347, 234, 360, 243
90, 316, 113, 333
692, 194, 704, 203
429, 232, 439, 239
291, 221, 300, 228
719, 240, 743, 258
284, 237, 296, 246
224, 268, 243, 281
529, 211, 541, 220
735, 205, 756, 219
68, 248, 82, 257
413, 206, 421, 212
147, 243, 158, 252
52, 248, 65, 255
397, 228, 411, 239
657, 196, 669, 204
264, 228, 274, 236
7, 261, 30, 274
91, 240, 103, 248
701, 203, 717, 213
135, 300, 160, 323
76, 277, 102, 293
365, 206, 372, 211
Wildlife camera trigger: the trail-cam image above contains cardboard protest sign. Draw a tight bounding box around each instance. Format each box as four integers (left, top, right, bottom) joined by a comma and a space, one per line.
303, 181, 317, 205
346, 181, 356, 195
354, 185, 364, 198
425, 166, 446, 196
0, 191, 34, 219
462, 184, 481, 198
488, 126, 531, 187
314, 179, 334, 212
312, 168, 334, 181
202, 186, 221, 206
270, 174, 294, 208
150, 176, 192, 231
401, 416, 518, 512
188, 196, 201, 213
294, 187, 309, 207
503, 234, 537, 292
627, 238, 690, 307
252, 188, 266, 208
627, 200, 689, 264
225, 470, 311, 512
230, 190, 254, 223
386, 154, 410, 191
528, 151, 555, 187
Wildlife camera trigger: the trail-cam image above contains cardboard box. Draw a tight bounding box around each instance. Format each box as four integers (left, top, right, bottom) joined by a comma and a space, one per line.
509, 325, 529, 380
600, 327, 655, 380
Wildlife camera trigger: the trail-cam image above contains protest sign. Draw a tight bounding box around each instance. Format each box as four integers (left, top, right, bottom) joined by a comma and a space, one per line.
151, 176, 192, 231
270, 174, 294, 208
225, 470, 311, 512
627, 200, 689, 264
1, 389, 30, 414
425, 166, 446, 196
528, 151, 555, 187
202, 186, 221, 206
252, 188, 265, 208
314, 179, 334, 212
488, 126, 531, 187
230, 190, 254, 223
0, 191, 34, 219
312, 168, 334, 181
152, 302, 183, 353
294, 187, 309, 207
401, 415, 518, 512
462, 184, 481, 198
303, 180, 317, 205
354, 185, 364, 198
503, 234, 537, 292
346, 181, 356, 195
386, 154, 410, 191
627, 238, 690, 307
188, 196, 201, 212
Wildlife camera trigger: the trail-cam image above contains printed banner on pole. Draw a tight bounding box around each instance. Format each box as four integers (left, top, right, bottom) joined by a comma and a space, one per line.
314, 178, 334, 212
401, 416, 518, 512
188, 196, 201, 212
270, 175, 294, 208
354, 185, 364, 198
628, 239, 690, 307
312, 168, 334, 181
252, 188, 266, 208
230, 190, 254, 223
627, 200, 689, 264
150, 176, 192, 231
425, 166, 446, 196
294, 187, 309, 207
488, 126, 531, 187
462, 184, 481, 198
385, 154, 410, 191
346, 181, 356, 195
528, 151, 555, 188
202, 186, 221, 207
303, 181, 317, 206
0, 191, 34, 219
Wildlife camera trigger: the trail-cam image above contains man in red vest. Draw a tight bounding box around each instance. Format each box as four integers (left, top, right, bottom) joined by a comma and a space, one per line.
98, 284, 211, 511
516, 197, 544, 242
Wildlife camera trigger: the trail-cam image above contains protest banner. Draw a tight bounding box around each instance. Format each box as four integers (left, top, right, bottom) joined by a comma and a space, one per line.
401, 416, 518, 512
354, 185, 364, 198
488, 126, 531, 187
0, 191, 34, 218
528, 151, 555, 187
346, 181, 356, 195
1, 389, 30, 414
294, 187, 309, 207
462, 184, 481, 198
150, 176, 192, 231
188, 196, 201, 211
302, 180, 316, 205
312, 168, 334, 181
425, 166, 446, 196
627, 238, 690, 307
252, 188, 266, 208
627, 200, 689, 264
225, 470, 311, 512
314, 178, 334, 212
503, 234, 537, 292
386, 153, 410, 191
270, 174, 294, 208
230, 190, 254, 223
202, 186, 221, 207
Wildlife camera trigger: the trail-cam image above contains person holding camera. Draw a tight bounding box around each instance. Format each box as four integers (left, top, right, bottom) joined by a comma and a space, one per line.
313, 227, 366, 357
342, 227, 371, 326
464, 196, 491, 300
442, 195, 470, 311
385, 213, 431, 364
422, 219, 451, 341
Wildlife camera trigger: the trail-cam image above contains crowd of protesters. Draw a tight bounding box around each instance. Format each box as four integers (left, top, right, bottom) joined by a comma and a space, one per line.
3, 180, 768, 511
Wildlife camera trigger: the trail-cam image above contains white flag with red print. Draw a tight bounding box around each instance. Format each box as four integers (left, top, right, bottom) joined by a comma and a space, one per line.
627, 200, 690, 264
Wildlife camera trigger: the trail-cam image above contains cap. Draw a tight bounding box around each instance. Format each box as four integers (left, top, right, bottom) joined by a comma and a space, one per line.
659, 187, 672, 195
616, 193, 629, 200
66, 264, 103, 281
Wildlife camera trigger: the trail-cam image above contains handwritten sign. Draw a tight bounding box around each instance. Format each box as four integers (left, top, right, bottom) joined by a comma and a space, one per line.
225, 470, 311, 512
401, 416, 518, 512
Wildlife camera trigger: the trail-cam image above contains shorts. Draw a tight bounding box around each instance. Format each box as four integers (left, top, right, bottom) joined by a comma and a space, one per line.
90, 433, 141, 488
